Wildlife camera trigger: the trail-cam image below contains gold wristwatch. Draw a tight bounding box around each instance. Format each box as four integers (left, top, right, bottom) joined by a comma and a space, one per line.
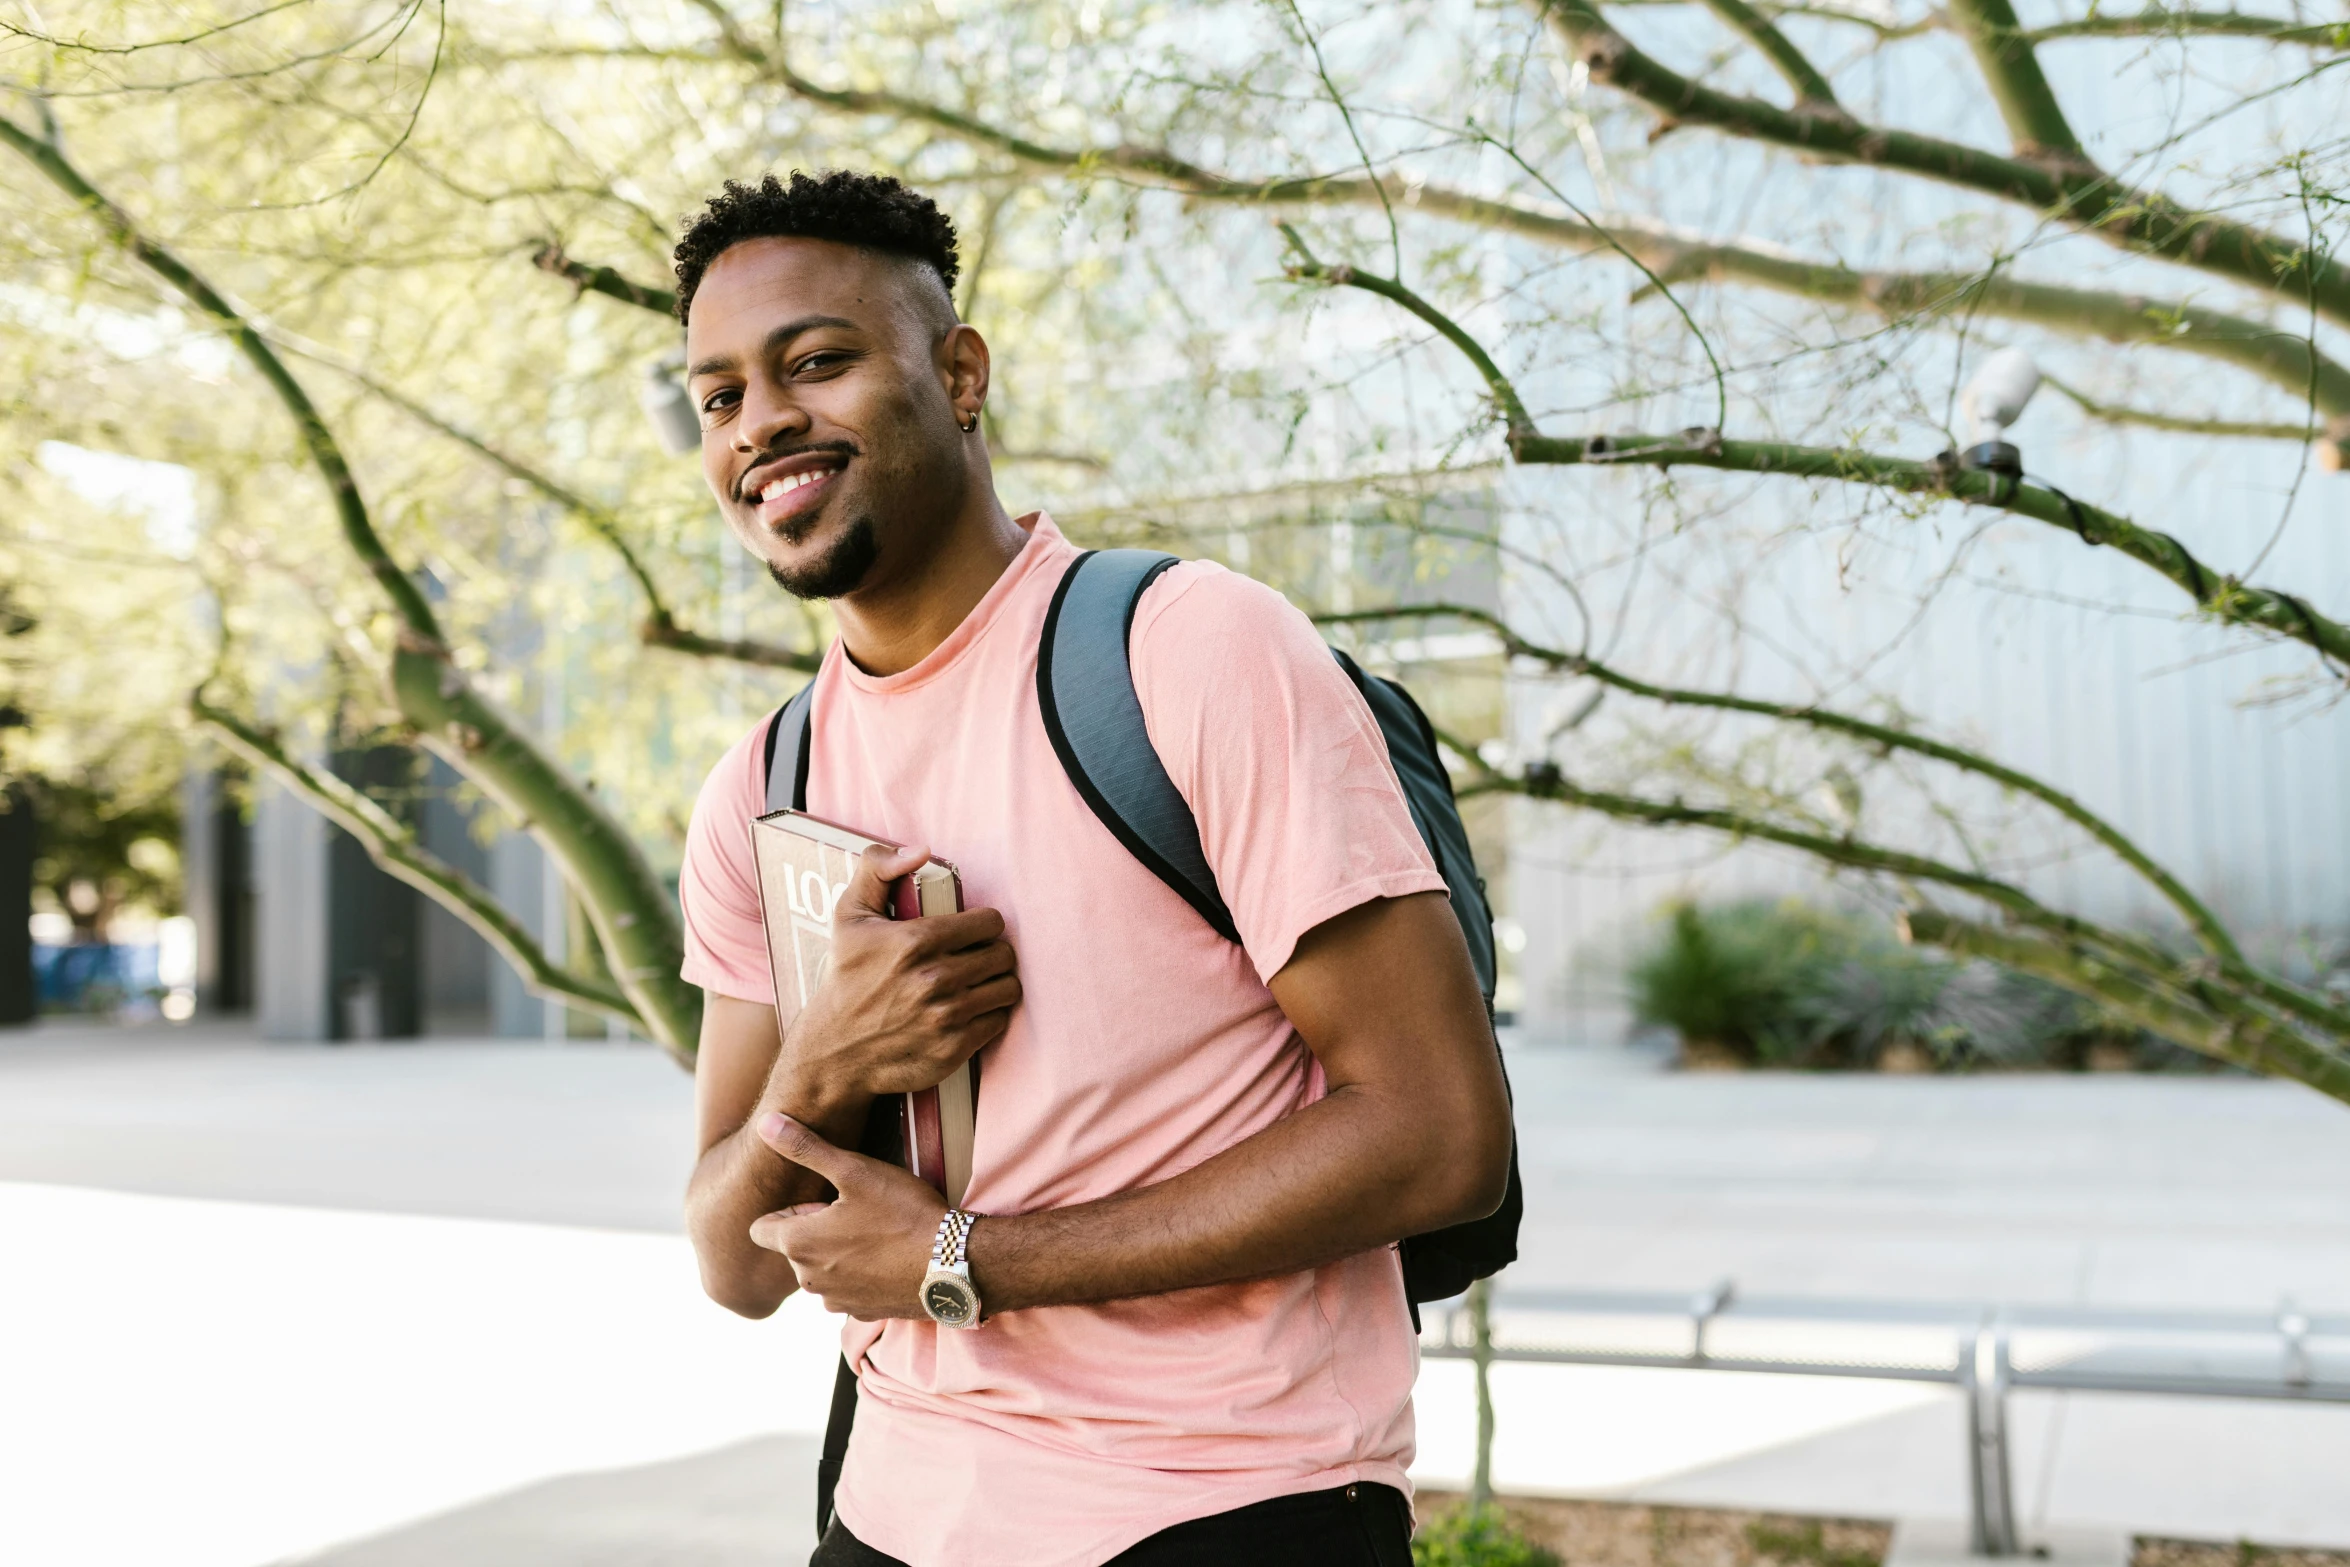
920, 1208, 982, 1329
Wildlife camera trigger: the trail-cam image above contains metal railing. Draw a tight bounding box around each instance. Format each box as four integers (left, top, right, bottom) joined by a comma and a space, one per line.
1420, 1285, 2350, 1557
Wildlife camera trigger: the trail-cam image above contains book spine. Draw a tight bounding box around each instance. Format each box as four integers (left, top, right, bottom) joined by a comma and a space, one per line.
890, 871, 950, 1197
906, 1086, 947, 1197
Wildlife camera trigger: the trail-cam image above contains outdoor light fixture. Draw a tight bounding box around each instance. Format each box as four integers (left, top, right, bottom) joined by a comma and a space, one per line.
639, 354, 700, 456
1956, 348, 2042, 478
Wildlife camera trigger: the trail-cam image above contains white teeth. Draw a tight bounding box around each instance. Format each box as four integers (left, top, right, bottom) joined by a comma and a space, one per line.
758, 468, 833, 503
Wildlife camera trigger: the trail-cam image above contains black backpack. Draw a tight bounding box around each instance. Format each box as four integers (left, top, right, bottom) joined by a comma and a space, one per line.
764, 548, 1522, 1536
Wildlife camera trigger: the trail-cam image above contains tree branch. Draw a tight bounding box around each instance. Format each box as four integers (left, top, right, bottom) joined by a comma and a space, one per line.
192, 693, 651, 1043
291, 344, 824, 672
1521, 429, 2350, 663
532, 240, 679, 317
2042, 372, 2327, 444
1427, 709, 2350, 1098
1321, 600, 2243, 959
2023, 9, 2350, 48
1288, 257, 2350, 668
1340, 599, 2350, 1036
1435, 720, 2190, 977
1535, 0, 2350, 327
3, 115, 705, 1054
1942, 0, 2086, 156
1639, 244, 2350, 466
1699, 0, 1841, 103
0, 116, 445, 641
512, 38, 2349, 452
639, 620, 823, 668
1279, 229, 1535, 438
1906, 908, 2350, 1104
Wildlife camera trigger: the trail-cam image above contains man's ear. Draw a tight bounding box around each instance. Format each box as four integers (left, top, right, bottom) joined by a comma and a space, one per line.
940, 323, 991, 427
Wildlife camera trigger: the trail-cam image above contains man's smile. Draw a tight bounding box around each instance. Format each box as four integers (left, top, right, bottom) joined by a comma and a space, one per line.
739, 448, 852, 533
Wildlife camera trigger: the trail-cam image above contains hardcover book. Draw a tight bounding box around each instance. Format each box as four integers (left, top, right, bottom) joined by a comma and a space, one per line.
749, 809, 977, 1206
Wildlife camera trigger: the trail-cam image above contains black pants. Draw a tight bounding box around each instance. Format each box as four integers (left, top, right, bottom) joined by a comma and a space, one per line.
808, 1481, 1413, 1567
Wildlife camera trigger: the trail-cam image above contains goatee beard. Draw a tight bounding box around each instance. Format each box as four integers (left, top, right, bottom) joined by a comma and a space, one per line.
769, 515, 879, 600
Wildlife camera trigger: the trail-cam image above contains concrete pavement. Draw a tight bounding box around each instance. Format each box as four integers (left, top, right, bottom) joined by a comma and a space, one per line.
4, 1023, 2347, 1564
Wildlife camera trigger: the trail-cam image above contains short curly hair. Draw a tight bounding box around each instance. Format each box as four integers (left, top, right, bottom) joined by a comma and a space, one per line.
670, 170, 960, 325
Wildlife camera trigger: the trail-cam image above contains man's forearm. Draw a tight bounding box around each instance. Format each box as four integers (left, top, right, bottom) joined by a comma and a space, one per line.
965, 1080, 1492, 1315
687, 1062, 875, 1316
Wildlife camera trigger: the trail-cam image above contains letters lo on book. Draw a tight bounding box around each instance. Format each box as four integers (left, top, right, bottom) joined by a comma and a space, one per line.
748, 809, 978, 1206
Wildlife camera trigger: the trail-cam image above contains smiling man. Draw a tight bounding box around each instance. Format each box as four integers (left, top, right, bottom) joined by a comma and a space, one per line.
673, 171, 1511, 1567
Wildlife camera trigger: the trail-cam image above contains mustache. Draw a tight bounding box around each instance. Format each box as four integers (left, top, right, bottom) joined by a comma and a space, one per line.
733, 439, 860, 503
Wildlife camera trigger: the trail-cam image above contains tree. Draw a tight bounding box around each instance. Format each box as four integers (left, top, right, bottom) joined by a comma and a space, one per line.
3, 0, 2345, 1095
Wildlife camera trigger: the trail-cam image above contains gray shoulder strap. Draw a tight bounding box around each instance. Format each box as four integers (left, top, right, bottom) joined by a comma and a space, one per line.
1036, 550, 1240, 944
763, 681, 815, 814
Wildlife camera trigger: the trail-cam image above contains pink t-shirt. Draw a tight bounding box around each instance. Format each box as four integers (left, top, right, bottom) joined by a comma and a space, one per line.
678, 514, 1445, 1567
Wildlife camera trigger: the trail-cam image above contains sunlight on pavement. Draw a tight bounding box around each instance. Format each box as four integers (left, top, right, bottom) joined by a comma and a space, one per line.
1413, 1357, 1946, 1496
0, 1182, 840, 1567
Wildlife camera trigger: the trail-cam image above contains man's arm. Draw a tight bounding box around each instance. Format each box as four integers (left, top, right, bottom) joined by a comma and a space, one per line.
685, 843, 1021, 1319
684, 994, 866, 1318
751, 887, 1511, 1318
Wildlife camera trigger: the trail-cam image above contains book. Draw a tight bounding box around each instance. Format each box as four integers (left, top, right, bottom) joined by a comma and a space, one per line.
749, 808, 977, 1206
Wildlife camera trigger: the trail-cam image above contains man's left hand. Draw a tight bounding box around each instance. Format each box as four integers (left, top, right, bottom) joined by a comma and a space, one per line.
747, 1113, 947, 1320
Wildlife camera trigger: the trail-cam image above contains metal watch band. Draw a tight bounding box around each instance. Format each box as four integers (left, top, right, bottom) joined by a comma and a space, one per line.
930, 1208, 974, 1272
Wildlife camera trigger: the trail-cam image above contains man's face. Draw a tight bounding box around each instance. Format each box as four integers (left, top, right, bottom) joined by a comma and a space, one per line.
684, 237, 965, 600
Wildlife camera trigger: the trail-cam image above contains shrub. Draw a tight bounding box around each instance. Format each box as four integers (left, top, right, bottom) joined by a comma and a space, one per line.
1626, 900, 1853, 1064
1413, 1504, 1562, 1567
1628, 899, 1944, 1066
1626, 898, 2208, 1072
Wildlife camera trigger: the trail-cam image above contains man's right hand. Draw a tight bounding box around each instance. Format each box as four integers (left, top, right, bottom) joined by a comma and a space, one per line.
782, 842, 1020, 1100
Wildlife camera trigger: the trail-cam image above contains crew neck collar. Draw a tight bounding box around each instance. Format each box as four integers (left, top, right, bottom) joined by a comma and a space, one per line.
836, 512, 1067, 694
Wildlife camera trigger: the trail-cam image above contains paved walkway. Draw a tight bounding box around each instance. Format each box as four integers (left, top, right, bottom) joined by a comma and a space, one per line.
4, 1024, 2346, 1564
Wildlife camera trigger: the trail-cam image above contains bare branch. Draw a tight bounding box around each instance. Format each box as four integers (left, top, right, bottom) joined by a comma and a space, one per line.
1280, 228, 1534, 437
1906, 909, 2350, 1103
2023, 9, 2350, 47
1637, 243, 2350, 465
287, 343, 823, 672
2043, 373, 2323, 443
1425, 706, 2350, 1098
1942, 0, 2087, 155
191, 695, 651, 1042
555, 35, 2350, 438
640, 620, 823, 669
0, 0, 312, 56
1320, 600, 2244, 959
533, 240, 679, 317
1430, 716, 2185, 974
1511, 428, 2350, 666
1534, 0, 2350, 327
1697, 0, 1841, 103
1288, 256, 2350, 668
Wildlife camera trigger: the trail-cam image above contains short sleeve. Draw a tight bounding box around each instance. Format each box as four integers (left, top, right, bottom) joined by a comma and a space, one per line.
677, 722, 779, 1006
1128, 562, 1446, 982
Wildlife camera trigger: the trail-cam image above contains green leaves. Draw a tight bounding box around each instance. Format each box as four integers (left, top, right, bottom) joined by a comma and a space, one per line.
1413, 1504, 1563, 1567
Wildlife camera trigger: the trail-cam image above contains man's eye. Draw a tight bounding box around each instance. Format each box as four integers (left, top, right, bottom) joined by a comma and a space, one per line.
794, 352, 846, 376
700, 387, 739, 415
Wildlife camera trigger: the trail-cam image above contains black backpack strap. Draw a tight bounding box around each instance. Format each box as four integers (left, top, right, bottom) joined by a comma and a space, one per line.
764, 680, 816, 814
765, 679, 851, 1537
1036, 549, 1240, 944
814, 1351, 859, 1538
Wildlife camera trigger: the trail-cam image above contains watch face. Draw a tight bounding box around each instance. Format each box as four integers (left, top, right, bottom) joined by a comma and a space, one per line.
922, 1275, 978, 1328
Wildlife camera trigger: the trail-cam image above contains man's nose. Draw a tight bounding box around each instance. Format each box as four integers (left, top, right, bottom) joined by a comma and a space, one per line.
734, 378, 811, 454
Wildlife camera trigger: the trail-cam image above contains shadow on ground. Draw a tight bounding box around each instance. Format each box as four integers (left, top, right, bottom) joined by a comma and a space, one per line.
285, 1434, 821, 1566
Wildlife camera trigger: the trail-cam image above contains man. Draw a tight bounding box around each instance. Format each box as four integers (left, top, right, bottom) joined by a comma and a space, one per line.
675, 170, 1511, 1567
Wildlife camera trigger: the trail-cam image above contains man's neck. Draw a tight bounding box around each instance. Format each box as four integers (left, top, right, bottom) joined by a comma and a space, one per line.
833, 494, 1028, 677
